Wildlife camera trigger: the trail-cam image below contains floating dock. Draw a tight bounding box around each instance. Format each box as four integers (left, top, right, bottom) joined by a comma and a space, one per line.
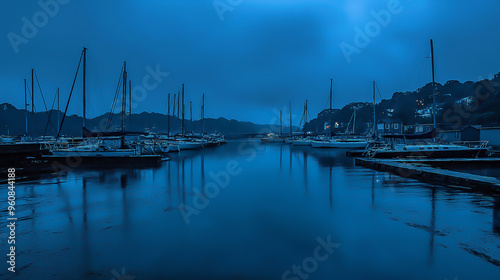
389, 157, 500, 167
355, 158, 500, 193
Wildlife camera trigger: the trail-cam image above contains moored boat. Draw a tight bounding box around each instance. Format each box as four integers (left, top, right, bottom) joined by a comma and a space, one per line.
291, 138, 312, 146
312, 139, 369, 149
260, 133, 286, 144
365, 142, 491, 159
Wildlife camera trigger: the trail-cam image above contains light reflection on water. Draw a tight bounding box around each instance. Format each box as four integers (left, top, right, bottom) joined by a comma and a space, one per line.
1, 140, 499, 280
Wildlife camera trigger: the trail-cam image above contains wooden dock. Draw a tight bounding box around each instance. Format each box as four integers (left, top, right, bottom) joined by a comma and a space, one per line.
355, 158, 500, 193
391, 157, 500, 166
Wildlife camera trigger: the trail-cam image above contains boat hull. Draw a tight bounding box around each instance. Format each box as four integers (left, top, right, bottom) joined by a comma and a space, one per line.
312, 141, 368, 149
291, 140, 312, 146
0, 142, 48, 166
178, 142, 204, 150
260, 138, 285, 144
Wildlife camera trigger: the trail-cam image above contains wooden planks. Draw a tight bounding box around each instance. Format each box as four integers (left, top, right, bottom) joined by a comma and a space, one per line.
356, 158, 500, 193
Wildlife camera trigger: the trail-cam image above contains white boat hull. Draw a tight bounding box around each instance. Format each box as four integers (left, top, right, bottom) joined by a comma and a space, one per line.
312, 140, 368, 149
178, 142, 204, 150
291, 140, 312, 146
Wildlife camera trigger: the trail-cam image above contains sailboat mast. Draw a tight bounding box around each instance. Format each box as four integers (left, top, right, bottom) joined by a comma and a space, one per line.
173, 93, 176, 133
181, 83, 185, 136
83, 47, 87, 129
190, 101, 192, 123
128, 80, 132, 131
280, 110, 283, 136
304, 100, 308, 136
122, 61, 127, 131
57, 88, 60, 135
430, 39, 437, 129
167, 93, 171, 136
353, 109, 356, 134
289, 102, 292, 137
31, 69, 34, 114
202, 93, 205, 135
329, 78, 333, 139
373, 81, 376, 137
24, 79, 28, 135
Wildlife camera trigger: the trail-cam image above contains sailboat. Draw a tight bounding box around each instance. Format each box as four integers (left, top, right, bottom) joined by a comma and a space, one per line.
312, 79, 369, 149
363, 40, 491, 158
260, 109, 286, 143
290, 100, 312, 146
46, 48, 162, 164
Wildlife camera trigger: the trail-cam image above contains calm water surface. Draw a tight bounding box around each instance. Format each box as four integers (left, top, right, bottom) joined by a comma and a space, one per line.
1, 140, 499, 280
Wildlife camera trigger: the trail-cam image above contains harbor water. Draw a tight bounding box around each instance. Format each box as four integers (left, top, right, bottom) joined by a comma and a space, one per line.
1, 140, 499, 279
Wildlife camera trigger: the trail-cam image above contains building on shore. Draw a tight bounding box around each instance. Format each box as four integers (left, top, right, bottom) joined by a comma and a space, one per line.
439, 126, 480, 142
480, 127, 500, 149
377, 118, 403, 136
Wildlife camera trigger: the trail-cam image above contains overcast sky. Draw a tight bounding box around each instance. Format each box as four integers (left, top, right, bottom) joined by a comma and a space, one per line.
1, 0, 499, 124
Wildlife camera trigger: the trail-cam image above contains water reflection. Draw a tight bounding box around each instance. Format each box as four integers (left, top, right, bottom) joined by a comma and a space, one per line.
7, 141, 500, 280
429, 187, 436, 265
494, 196, 500, 234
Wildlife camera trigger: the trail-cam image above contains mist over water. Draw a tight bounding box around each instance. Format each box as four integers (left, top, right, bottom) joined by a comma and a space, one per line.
1, 140, 499, 279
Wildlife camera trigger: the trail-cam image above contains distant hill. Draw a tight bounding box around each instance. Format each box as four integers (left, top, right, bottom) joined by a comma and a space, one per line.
0, 104, 292, 137
305, 73, 500, 134
3, 73, 499, 137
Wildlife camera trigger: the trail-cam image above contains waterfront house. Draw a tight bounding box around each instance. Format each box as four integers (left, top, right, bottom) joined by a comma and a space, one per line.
377, 118, 403, 136
480, 127, 500, 149
404, 123, 434, 134
439, 126, 480, 143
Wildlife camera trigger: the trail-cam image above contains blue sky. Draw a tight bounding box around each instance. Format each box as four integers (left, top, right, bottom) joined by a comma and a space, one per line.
1, 0, 499, 124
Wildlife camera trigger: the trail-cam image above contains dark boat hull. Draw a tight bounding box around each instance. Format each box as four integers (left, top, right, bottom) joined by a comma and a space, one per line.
0, 143, 49, 166
371, 148, 489, 159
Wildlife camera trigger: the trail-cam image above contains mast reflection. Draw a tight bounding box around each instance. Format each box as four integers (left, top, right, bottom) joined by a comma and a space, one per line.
494, 195, 500, 234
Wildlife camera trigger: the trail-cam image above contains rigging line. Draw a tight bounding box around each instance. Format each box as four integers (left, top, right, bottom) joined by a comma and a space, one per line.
375, 82, 383, 101
323, 93, 330, 111
35, 71, 57, 133
34, 71, 50, 112
26, 85, 36, 113
296, 107, 305, 132
105, 66, 124, 131
57, 50, 84, 139
43, 88, 58, 137
106, 66, 124, 131
405, 42, 427, 91
162, 94, 169, 115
